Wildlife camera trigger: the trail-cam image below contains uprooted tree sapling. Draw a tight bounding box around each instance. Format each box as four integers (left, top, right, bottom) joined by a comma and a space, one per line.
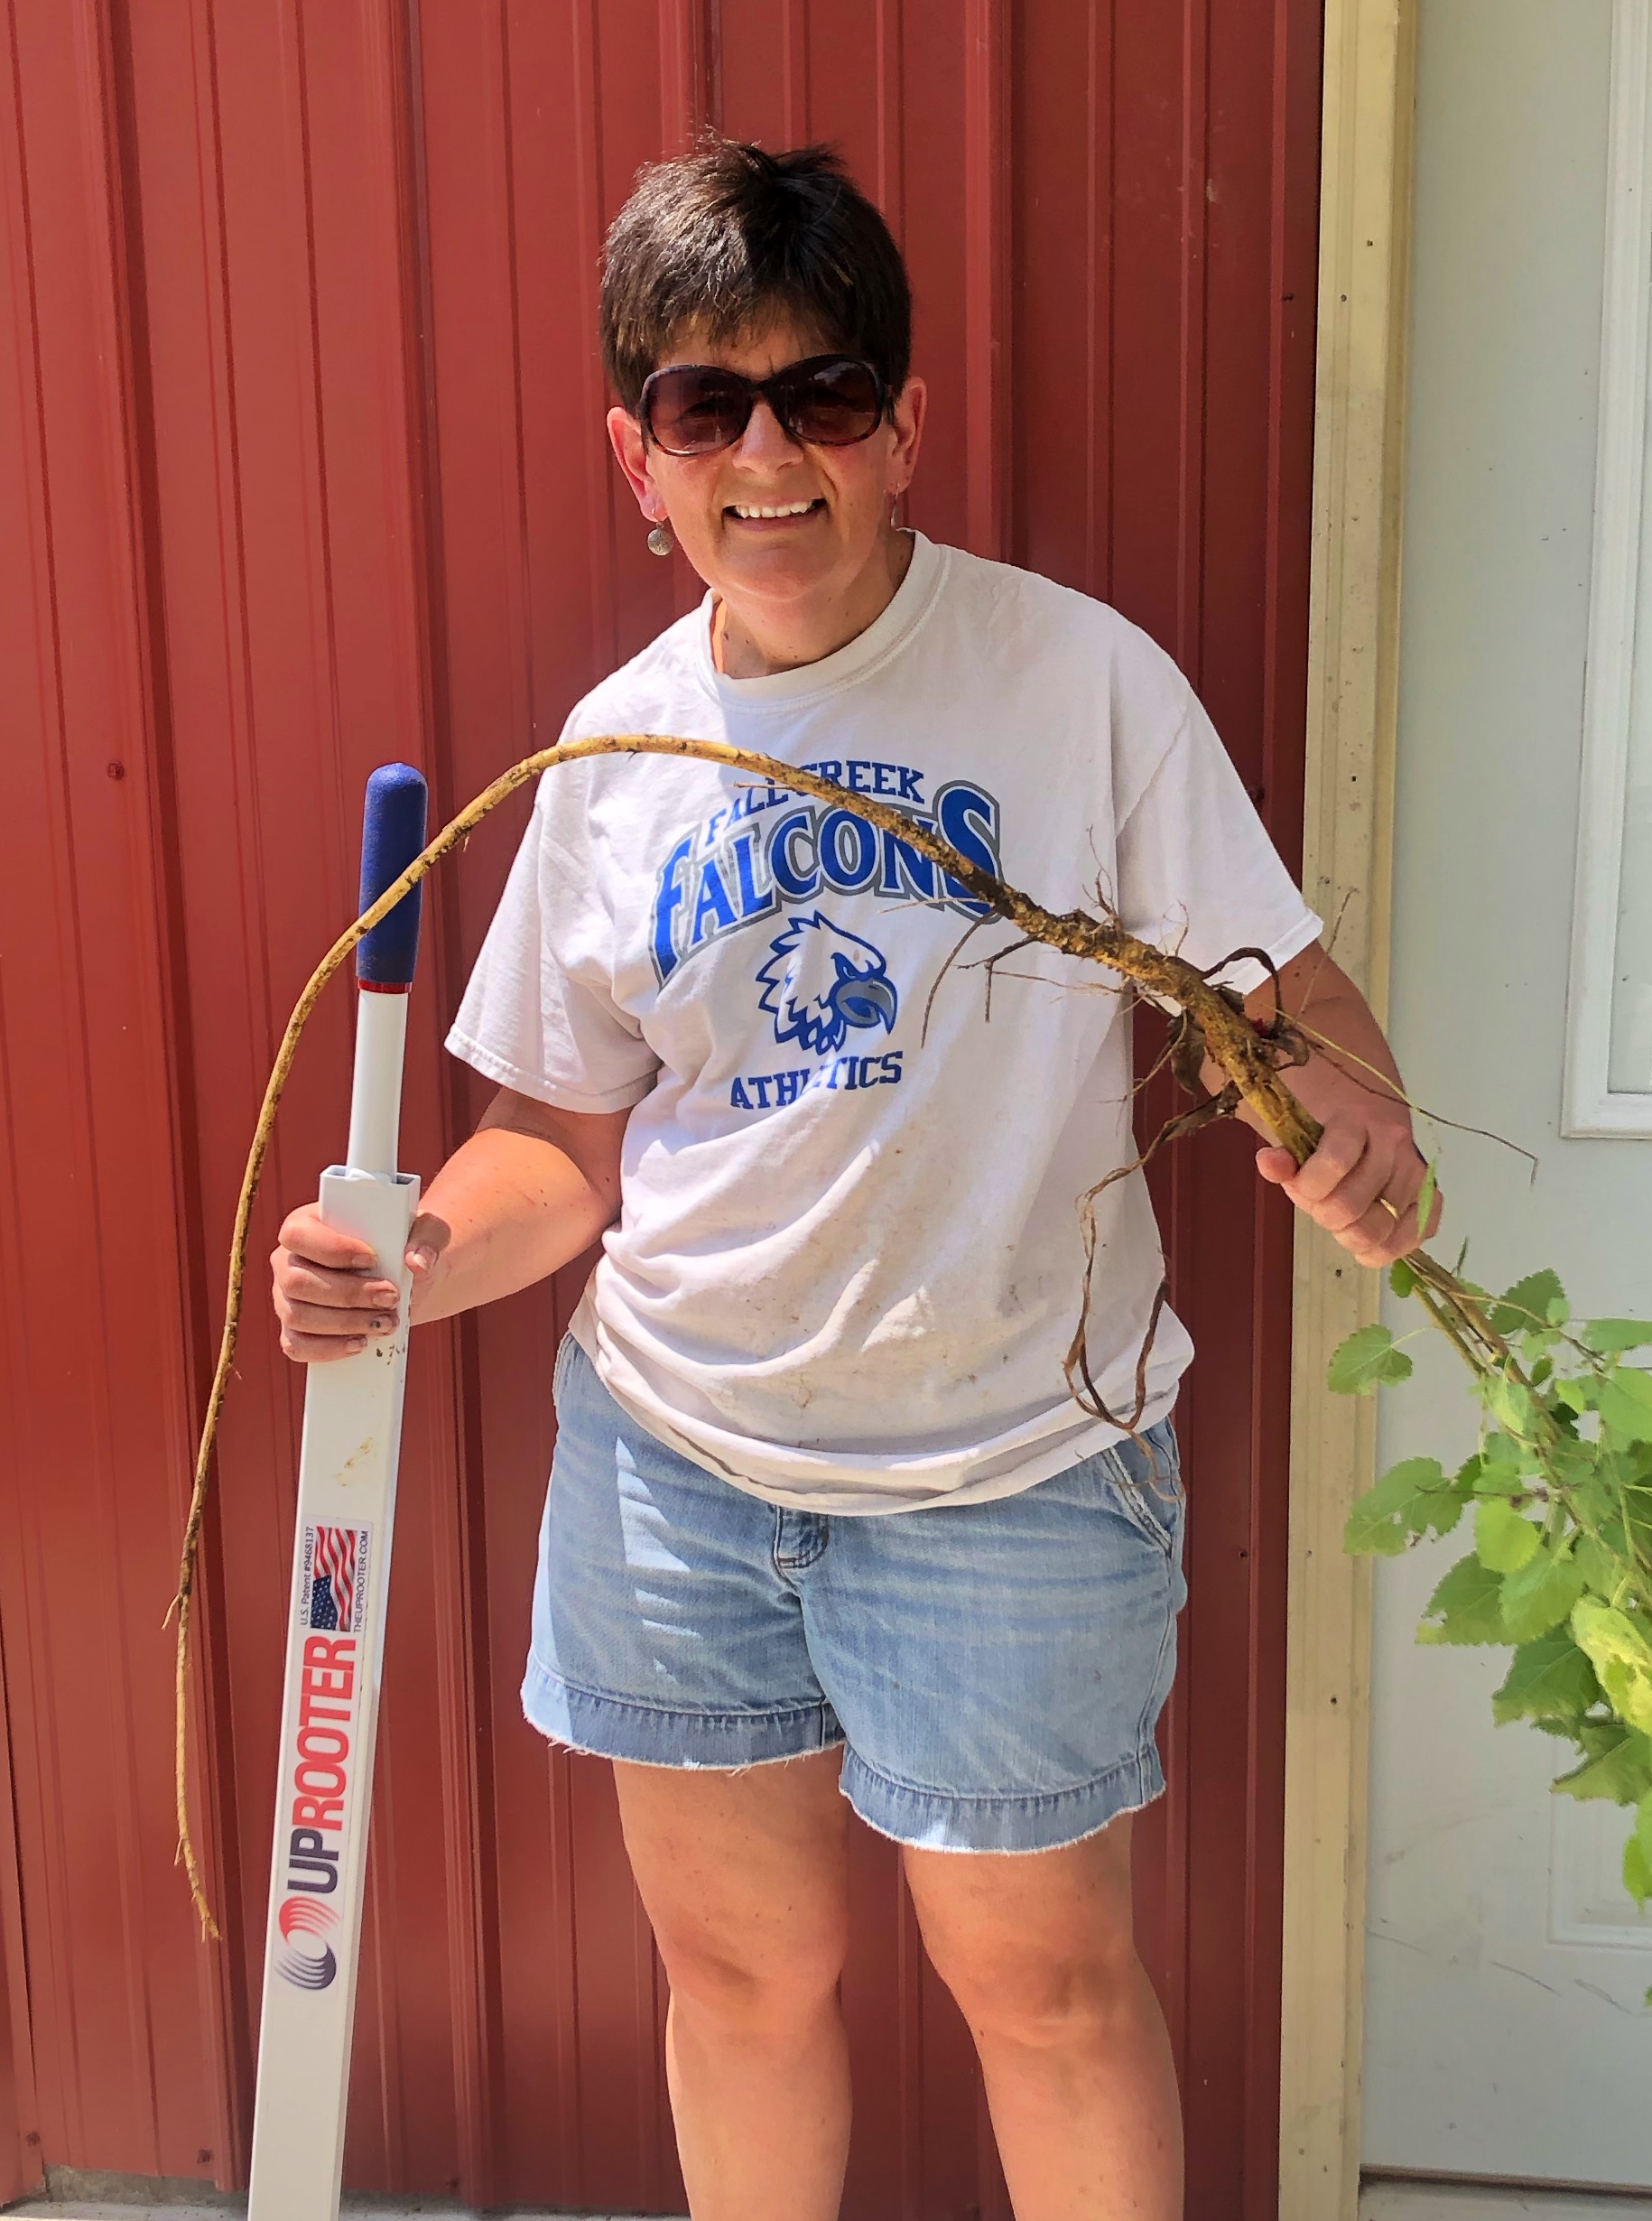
172, 729, 1641, 1944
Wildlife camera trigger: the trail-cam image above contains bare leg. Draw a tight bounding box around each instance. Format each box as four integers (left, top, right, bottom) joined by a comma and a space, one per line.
613, 1749, 851, 2221
904, 1814, 1183, 2220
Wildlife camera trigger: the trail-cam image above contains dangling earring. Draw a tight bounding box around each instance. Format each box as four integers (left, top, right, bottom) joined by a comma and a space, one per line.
647, 518, 674, 557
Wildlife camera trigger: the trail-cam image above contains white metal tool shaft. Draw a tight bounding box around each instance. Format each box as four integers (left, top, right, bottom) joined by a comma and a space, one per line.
248, 763, 426, 2219
346, 989, 409, 1176
246, 1155, 416, 2217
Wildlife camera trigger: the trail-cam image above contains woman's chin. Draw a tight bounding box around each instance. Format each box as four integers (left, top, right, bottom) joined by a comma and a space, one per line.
708, 528, 881, 608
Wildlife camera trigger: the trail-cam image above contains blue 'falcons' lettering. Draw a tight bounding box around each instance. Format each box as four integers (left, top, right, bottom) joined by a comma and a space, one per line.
649, 774, 1002, 986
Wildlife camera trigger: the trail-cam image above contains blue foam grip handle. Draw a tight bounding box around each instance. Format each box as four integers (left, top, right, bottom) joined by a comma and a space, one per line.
356, 763, 429, 986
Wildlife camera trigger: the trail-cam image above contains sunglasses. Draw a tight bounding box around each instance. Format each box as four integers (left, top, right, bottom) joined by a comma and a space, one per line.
637, 353, 888, 457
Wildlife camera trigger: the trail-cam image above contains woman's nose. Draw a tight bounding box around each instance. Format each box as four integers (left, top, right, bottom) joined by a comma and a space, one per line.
733, 396, 802, 464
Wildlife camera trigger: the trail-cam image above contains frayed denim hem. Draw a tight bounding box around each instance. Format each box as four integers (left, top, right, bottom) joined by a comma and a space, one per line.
840, 1742, 1165, 1854
522, 1656, 843, 1770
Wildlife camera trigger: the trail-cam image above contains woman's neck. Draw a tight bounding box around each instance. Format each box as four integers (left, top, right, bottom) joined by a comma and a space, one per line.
711, 527, 914, 679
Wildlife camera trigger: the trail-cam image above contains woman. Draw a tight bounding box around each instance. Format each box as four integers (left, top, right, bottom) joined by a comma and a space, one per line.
273, 141, 1433, 2221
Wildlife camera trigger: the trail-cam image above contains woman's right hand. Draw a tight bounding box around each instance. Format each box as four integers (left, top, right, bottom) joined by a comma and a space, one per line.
270, 1204, 441, 1363
271, 1090, 625, 1363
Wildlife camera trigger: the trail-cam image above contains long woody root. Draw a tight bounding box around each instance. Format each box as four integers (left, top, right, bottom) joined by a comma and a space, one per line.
167, 730, 1429, 1938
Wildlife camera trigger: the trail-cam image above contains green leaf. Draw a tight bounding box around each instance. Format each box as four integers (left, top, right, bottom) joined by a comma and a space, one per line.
1624, 1833, 1652, 1908
1553, 1727, 1652, 1804
1600, 1366, 1652, 1445
1389, 1256, 1416, 1300
1638, 1788, 1652, 1870
1576, 1534, 1626, 1599
1417, 1555, 1508, 1646
1586, 1319, 1652, 1356
1485, 1375, 1541, 1437
1344, 1457, 1463, 1554
1492, 1634, 1601, 1724
1555, 1374, 1595, 1416
1499, 1542, 1588, 1643
1476, 1499, 1542, 1574
1626, 1482, 1652, 1574
1345, 1509, 1411, 1557
1572, 1599, 1652, 1735
1471, 1437, 1527, 1497
1490, 1268, 1567, 1337
1327, 1324, 1415, 1396
1415, 1156, 1439, 1242
1580, 1716, 1638, 1760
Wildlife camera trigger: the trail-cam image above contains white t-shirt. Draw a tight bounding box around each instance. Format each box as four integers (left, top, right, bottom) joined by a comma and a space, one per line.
448, 534, 1321, 1512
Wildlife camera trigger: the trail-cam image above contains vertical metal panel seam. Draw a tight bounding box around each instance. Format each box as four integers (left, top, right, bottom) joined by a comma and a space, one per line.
181, 6, 314, 2145
388, 0, 502, 2198
657, 0, 711, 153
544, 1754, 583, 2199
1165, 0, 1214, 2108
873, 0, 902, 241
1084, 0, 1116, 602
570, 0, 617, 685
0, 988, 44, 2189
1, 18, 70, 2179
895, 1865, 921, 2214
360, 1774, 404, 2179
0, 0, 96, 2151
962, 0, 1009, 561
1175, 0, 1211, 682
493, 0, 540, 756
96, 0, 250, 2176
781, 0, 808, 144
1259, 0, 1296, 811
633, 1891, 666, 2207
284, 0, 353, 932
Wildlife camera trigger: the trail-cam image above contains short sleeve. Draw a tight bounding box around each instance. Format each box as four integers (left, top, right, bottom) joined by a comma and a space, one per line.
1114, 693, 1323, 998
445, 767, 660, 1113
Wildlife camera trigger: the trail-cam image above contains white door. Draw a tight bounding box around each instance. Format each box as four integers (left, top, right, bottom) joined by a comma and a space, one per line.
1362, 0, 1652, 2191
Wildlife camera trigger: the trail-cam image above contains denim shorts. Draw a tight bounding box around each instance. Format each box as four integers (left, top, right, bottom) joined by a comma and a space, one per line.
524, 1336, 1188, 1854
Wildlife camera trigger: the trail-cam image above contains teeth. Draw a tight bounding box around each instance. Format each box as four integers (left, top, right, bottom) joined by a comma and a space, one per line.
732, 500, 816, 518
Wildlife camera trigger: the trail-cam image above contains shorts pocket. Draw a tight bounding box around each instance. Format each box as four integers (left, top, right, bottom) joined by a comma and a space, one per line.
552, 1331, 578, 1408
1102, 1421, 1184, 1557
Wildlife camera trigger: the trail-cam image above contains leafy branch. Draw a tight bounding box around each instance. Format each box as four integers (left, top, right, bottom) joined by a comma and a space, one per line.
1336, 1267, 1652, 1950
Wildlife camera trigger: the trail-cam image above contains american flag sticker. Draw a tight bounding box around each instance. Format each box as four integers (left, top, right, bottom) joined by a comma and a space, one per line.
300, 1523, 370, 1635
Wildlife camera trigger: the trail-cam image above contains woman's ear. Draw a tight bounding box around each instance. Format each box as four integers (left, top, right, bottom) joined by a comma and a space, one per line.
607, 405, 662, 516
886, 374, 928, 497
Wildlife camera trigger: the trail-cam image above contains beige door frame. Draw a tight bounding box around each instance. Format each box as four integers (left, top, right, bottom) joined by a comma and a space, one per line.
1278, 4, 1417, 2216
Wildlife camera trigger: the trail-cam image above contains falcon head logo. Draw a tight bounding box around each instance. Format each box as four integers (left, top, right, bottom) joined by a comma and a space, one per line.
755, 913, 898, 1055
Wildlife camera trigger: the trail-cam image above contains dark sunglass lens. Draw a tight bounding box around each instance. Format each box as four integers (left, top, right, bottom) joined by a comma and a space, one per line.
781, 359, 883, 444
646, 368, 751, 454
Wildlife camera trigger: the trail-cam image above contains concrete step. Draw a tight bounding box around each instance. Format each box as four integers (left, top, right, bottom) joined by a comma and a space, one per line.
1362, 2184, 1652, 2219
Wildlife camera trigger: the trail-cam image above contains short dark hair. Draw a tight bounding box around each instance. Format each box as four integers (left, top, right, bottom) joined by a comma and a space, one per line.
599, 139, 912, 413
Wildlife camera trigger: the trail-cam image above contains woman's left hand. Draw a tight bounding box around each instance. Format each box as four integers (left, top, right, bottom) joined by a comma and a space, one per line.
1254, 1103, 1441, 1268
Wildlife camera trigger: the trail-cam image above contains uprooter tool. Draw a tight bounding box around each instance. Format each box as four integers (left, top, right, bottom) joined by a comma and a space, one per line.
246, 764, 427, 2221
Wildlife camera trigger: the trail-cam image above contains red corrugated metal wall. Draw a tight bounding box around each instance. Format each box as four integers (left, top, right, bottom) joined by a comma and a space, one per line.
0, 2, 1322, 2214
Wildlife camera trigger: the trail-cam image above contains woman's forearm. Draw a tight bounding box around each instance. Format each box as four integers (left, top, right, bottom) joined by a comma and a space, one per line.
409, 1098, 629, 1326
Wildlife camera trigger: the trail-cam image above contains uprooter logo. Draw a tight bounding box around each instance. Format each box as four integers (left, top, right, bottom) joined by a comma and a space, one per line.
276, 1894, 339, 1990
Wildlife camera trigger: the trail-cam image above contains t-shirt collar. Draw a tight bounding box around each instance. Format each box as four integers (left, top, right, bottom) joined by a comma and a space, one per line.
693, 531, 946, 707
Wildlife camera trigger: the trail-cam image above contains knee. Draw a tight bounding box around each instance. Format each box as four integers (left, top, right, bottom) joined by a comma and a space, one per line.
928, 1928, 1146, 2052
653, 1903, 849, 2036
